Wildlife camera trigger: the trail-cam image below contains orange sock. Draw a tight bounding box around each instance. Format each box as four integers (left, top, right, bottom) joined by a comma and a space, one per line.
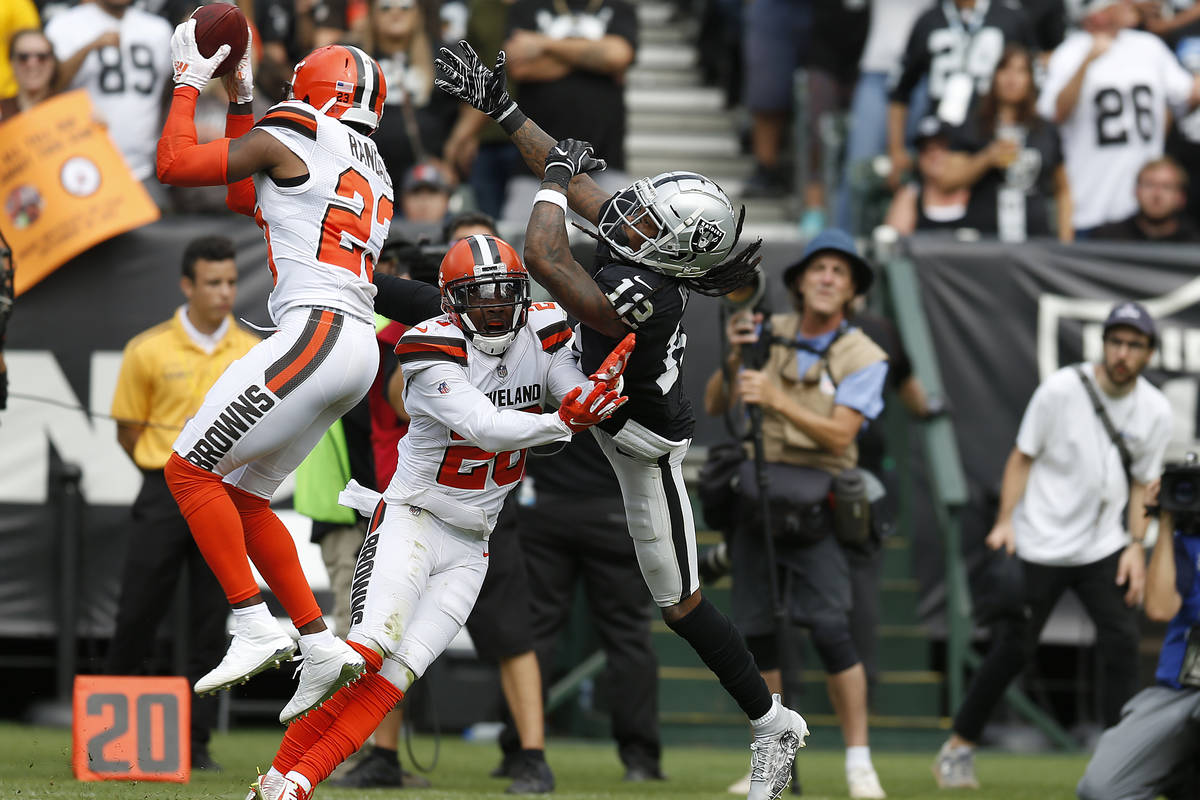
164, 453, 257, 603
292, 674, 403, 788
272, 686, 351, 774
229, 486, 322, 628
346, 639, 384, 673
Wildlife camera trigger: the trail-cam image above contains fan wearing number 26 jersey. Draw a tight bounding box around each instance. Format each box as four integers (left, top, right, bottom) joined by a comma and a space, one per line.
155, 27, 400, 724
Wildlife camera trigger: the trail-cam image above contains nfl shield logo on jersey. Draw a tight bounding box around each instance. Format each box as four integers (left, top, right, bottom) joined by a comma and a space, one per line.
496, 364, 508, 380
437, 380, 450, 394
691, 218, 725, 254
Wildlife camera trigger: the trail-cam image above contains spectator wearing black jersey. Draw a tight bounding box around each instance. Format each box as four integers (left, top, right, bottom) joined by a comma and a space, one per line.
884, 117, 973, 234
928, 44, 1072, 241
1093, 156, 1200, 242
887, 0, 1035, 189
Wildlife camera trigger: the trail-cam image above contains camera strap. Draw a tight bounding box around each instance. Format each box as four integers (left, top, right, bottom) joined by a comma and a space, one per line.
1076, 366, 1133, 487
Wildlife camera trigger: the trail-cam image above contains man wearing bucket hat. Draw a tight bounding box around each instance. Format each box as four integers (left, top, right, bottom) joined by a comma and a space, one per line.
705, 229, 889, 799
933, 300, 1173, 789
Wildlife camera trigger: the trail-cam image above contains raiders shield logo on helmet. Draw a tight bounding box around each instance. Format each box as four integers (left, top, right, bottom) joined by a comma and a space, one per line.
691, 218, 725, 254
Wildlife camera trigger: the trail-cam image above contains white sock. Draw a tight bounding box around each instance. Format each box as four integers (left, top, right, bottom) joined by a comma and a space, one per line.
265, 766, 282, 780
750, 694, 780, 730
298, 628, 336, 652
232, 603, 272, 623
846, 746, 872, 771
285, 770, 312, 794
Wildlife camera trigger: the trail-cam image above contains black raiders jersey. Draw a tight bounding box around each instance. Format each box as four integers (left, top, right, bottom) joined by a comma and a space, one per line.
579, 245, 693, 441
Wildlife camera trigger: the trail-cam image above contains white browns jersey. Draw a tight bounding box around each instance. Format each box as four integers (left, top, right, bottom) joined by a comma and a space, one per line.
251, 101, 395, 324
1038, 29, 1194, 229
45, 4, 172, 180
384, 302, 590, 534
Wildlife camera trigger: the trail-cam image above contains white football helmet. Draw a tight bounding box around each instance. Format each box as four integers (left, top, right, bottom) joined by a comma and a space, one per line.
597, 171, 738, 278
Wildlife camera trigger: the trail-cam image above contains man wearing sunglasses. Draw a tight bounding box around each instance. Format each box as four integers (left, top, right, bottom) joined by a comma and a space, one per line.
934, 300, 1173, 789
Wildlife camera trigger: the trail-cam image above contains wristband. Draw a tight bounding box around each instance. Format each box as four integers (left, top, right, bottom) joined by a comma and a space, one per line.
534, 188, 568, 213
542, 163, 573, 190
495, 103, 528, 136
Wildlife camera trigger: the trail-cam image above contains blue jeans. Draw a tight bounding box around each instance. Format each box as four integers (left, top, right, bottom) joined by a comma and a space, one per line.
470, 141, 523, 220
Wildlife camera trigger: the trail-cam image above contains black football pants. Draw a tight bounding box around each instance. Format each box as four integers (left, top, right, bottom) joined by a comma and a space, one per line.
953, 548, 1139, 742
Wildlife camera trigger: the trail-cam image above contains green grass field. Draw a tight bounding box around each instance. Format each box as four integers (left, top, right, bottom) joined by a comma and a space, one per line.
0, 722, 1091, 800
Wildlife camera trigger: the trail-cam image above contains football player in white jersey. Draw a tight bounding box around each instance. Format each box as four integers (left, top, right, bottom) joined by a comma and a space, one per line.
246, 234, 632, 800
1038, 0, 1200, 231
155, 21, 395, 723
45, 0, 172, 195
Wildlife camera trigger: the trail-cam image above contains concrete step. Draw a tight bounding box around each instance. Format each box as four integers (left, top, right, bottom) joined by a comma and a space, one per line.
637, 44, 698, 70
628, 130, 740, 158
627, 67, 702, 89
627, 86, 725, 114
635, 1, 678, 27
629, 109, 737, 133
641, 22, 697, 46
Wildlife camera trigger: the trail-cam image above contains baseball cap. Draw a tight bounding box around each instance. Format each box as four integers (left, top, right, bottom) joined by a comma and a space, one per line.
1102, 301, 1157, 345
781, 228, 874, 295
403, 162, 451, 194
913, 115, 951, 148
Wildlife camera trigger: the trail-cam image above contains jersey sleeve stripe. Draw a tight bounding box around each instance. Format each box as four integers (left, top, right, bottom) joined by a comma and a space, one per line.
256, 109, 319, 140
395, 335, 469, 365
537, 320, 571, 353
265, 309, 343, 397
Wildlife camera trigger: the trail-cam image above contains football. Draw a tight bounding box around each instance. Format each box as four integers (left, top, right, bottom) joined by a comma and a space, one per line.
191, 2, 248, 78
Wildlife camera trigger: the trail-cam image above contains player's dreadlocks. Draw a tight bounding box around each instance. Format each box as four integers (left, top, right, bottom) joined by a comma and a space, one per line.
573, 205, 763, 299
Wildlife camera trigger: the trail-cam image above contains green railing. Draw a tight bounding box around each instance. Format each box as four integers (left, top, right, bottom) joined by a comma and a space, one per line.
884, 256, 1075, 750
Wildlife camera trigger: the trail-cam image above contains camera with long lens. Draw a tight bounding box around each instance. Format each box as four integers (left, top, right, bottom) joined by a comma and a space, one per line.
1155, 453, 1200, 532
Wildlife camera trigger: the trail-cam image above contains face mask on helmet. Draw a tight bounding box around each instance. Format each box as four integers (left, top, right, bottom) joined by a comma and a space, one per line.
597, 171, 738, 278
439, 235, 531, 356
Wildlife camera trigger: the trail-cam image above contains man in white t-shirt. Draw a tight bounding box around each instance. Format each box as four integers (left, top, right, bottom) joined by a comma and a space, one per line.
46, 0, 171, 204
1037, 0, 1200, 232
933, 300, 1173, 790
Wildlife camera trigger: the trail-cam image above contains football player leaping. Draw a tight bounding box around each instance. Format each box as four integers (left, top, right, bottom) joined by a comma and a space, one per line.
435, 42, 809, 800
156, 21, 395, 722
247, 234, 633, 800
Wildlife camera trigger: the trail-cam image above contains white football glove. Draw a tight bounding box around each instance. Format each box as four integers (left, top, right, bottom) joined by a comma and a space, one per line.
170, 18, 230, 92
225, 25, 254, 104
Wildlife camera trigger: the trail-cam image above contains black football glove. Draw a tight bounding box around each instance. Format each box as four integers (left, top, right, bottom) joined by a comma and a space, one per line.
434, 41, 526, 133
543, 138, 607, 190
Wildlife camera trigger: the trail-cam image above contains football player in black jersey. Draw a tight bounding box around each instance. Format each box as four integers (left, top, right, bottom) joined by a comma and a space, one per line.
435, 41, 810, 800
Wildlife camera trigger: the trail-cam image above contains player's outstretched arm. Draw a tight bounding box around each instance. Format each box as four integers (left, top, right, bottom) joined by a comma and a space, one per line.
434, 40, 611, 225
524, 139, 628, 338
372, 274, 443, 326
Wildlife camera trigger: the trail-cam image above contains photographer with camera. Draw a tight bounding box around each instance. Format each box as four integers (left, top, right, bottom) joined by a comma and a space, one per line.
934, 301, 1173, 790
1076, 467, 1200, 800
704, 229, 888, 800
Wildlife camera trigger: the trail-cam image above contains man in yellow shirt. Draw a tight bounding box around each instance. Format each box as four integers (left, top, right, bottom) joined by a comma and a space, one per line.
0, 0, 39, 97
107, 235, 258, 771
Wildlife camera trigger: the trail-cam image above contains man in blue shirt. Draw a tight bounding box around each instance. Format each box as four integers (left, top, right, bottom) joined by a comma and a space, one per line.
704, 229, 889, 800
1077, 479, 1200, 800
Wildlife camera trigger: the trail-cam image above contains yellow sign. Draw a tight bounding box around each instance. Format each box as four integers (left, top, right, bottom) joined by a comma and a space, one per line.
0, 90, 160, 296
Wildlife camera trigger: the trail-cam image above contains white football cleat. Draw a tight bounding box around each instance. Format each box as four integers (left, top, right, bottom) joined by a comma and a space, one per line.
747, 694, 809, 800
195, 613, 296, 695
279, 637, 365, 724
252, 772, 309, 800
848, 764, 887, 799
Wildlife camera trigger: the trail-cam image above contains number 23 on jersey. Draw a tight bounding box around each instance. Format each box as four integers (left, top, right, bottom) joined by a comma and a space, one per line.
317, 167, 394, 280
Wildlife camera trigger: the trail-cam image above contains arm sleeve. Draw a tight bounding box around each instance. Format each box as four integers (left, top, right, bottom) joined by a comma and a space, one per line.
404, 362, 572, 452
1159, 38, 1195, 108
225, 111, 257, 216
110, 343, 151, 424
833, 360, 889, 421
373, 274, 443, 325
1036, 40, 1076, 120
156, 86, 233, 186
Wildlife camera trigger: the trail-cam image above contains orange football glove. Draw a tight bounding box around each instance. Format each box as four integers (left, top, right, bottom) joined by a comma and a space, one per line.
589, 333, 635, 391
558, 383, 627, 433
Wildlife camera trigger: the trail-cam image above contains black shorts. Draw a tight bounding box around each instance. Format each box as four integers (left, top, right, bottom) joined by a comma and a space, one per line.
463, 498, 533, 661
